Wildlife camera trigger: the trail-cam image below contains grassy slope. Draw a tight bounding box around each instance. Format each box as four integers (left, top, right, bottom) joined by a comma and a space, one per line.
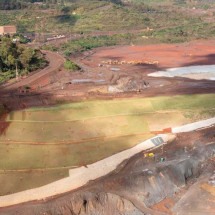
0, 133, 152, 195
0, 0, 215, 195
1, 94, 214, 143
0, 0, 214, 34
1, 0, 215, 55
0, 94, 214, 195
0, 96, 214, 159
1, 1, 154, 32
10, 94, 214, 119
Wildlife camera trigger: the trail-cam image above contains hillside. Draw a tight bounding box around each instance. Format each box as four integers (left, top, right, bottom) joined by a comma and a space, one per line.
0, 0, 215, 35
0, 1, 214, 214
1, 0, 215, 79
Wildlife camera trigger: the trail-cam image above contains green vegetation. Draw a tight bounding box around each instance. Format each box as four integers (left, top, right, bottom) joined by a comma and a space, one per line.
0, 0, 25, 10
3, 94, 214, 144
13, 33, 31, 44
61, 34, 133, 56
0, 0, 215, 195
0, 0, 213, 33
0, 0, 215, 49
0, 133, 151, 195
151, 21, 215, 43
0, 0, 71, 10
0, 36, 47, 83
7, 94, 214, 123
64, 60, 80, 71
0, 94, 214, 195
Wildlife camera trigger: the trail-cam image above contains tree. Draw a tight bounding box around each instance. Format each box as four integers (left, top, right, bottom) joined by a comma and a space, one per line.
0, 35, 47, 82
19, 48, 34, 70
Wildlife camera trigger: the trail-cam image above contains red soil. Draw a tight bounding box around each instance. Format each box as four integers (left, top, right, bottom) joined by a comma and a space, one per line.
0, 40, 215, 111
87, 40, 215, 69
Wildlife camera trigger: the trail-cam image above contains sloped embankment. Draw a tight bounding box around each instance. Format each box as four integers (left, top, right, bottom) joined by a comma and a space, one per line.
2, 131, 214, 215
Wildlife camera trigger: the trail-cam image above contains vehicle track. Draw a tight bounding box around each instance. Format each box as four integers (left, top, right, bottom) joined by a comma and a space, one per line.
0, 51, 65, 91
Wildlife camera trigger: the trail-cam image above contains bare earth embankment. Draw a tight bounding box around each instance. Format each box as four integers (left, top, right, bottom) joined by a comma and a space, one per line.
0, 39, 214, 214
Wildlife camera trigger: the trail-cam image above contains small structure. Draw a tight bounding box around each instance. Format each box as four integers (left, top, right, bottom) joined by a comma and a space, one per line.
0, 26, 17, 36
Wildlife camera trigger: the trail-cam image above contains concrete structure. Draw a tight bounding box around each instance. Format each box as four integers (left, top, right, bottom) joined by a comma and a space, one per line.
172, 117, 215, 133
0, 25, 16, 36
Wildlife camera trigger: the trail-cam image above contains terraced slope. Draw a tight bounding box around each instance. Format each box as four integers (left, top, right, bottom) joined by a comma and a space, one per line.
0, 94, 214, 195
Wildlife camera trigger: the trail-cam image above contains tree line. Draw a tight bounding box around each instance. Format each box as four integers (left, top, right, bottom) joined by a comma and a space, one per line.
0, 0, 122, 10
0, 0, 33, 10
0, 36, 47, 83
0, 0, 64, 10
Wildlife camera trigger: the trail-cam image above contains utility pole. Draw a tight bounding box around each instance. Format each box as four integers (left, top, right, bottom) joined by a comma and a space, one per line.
15, 61, 18, 81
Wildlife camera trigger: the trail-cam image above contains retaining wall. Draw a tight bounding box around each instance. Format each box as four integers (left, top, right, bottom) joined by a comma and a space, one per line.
172, 117, 215, 133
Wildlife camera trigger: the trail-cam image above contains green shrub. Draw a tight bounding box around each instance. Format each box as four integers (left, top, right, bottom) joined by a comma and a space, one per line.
60, 34, 133, 55
0, 36, 47, 83
64, 60, 80, 71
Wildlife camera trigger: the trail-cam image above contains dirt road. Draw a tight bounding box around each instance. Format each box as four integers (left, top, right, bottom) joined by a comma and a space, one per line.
0, 50, 65, 91
1, 40, 215, 111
